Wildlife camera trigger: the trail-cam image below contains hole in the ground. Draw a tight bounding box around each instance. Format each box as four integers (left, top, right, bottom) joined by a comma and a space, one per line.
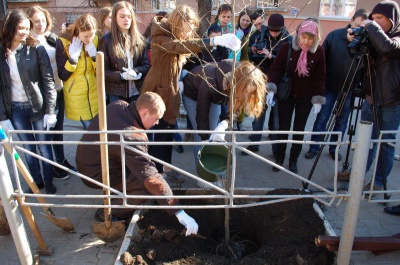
125, 189, 335, 265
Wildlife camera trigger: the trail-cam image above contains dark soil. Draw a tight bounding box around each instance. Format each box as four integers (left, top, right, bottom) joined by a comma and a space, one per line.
123, 189, 335, 265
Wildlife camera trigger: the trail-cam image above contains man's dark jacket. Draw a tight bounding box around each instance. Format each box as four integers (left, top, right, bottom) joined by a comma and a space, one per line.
76, 100, 178, 214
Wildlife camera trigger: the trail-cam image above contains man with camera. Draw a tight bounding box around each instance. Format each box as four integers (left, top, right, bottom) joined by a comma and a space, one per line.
354, 1, 400, 216
304, 9, 369, 164
242, 11, 292, 156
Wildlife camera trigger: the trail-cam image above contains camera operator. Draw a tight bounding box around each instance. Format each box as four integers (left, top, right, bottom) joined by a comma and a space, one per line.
353, 1, 400, 215
305, 9, 369, 164
242, 12, 292, 156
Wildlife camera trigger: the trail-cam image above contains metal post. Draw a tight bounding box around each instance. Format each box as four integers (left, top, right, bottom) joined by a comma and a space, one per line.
0, 130, 33, 265
337, 121, 373, 265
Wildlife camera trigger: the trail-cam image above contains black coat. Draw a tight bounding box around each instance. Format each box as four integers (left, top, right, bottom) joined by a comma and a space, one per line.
98, 32, 150, 98
249, 26, 292, 74
183, 59, 238, 140
0, 44, 56, 121
323, 26, 363, 94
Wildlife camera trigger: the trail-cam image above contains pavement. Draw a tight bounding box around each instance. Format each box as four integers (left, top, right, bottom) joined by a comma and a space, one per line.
0, 109, 399, 265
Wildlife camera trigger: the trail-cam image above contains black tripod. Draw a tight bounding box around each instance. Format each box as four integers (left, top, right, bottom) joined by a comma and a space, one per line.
302, 45, 391, 201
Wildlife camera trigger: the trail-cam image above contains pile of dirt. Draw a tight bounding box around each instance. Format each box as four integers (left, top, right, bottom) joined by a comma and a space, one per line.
122, 189, 335, 265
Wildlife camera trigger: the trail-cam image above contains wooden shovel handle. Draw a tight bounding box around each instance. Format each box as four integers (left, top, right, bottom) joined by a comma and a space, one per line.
96, 52, 112, 227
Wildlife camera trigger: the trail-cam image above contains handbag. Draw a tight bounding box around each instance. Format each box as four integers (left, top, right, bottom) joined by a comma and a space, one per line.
275, 41, 292, 101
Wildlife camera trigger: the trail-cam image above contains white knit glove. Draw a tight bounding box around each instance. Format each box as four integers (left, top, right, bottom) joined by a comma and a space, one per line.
313, 103, 322, 114
209, 120, 228, 142
0, 119, 14, 134
68, 37, 83, 62
213, 34, 241, 51
176, 210, 198, 236
43, 114, 57, 130
266, 92, 275, 107
85, 41, 97, 58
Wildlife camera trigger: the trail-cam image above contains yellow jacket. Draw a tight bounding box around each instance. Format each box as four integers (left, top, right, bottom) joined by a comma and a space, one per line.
56, 36, 98, 121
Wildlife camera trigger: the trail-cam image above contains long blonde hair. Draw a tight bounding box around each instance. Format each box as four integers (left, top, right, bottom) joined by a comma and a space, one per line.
226, 62, 266, 118
111, 1, 145, 59
164, 6, 199, 65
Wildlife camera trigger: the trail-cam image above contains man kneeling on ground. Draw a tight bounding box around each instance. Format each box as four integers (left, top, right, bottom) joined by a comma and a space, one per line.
76, 92, 198, 235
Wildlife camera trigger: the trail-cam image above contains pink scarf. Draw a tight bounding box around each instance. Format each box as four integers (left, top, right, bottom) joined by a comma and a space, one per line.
296, 46, 311, 77
295, 20, 319, 77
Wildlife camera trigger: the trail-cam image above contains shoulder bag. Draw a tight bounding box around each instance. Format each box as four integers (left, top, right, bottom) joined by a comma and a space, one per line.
275, 41, 292, 101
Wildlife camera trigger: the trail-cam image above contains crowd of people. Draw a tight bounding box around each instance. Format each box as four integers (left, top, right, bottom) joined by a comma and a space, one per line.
0, 0, 399, 235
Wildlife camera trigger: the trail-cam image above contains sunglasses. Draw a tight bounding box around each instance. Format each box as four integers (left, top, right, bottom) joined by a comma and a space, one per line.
268, 28, 281, 32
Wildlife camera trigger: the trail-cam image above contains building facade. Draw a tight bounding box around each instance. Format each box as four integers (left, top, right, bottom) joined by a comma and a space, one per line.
4, 0, 397, 42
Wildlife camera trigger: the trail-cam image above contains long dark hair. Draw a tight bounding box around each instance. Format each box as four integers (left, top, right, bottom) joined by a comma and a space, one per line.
1, 9, 36, 58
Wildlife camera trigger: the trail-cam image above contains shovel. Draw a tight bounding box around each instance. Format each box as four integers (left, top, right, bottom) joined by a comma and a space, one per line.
91, 52, 125, 243
0, 133, 74, 232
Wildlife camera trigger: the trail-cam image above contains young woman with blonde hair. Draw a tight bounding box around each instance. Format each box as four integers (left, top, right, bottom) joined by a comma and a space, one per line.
184, 60, 266, 153
140, 5, 240, 181
98, 0, 150, 103
56, 14, 98, 130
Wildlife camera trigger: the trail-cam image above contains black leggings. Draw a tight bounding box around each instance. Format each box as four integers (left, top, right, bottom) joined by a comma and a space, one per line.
277, 97, 313, 160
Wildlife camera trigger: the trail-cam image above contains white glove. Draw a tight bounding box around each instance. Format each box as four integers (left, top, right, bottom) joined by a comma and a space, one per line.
313, 103, 322, 114
122, 67, 137, 78
176, 210, 198, 236
213, 34, 241, 52
178, 81, 184, 95
266, 92, 275, 107
85, 41, 97, 58
68, 36, 83, 62
43, 114, 57, 130
0, 119, 14, 134
209, 120, 228, 142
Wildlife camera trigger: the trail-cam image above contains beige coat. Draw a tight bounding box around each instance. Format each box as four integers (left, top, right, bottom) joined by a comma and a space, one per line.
141, 19, 208, 124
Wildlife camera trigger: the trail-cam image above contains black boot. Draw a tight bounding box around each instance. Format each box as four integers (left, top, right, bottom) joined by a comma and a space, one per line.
272, 156, 284, 172
289, 158, 298, 173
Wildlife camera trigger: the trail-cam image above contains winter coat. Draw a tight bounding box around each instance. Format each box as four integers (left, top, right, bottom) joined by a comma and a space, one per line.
363, 10, 400, 107
249, 26, 292, 74
267, 39, 326, 104
98, 32, 150, 98
323, 25, 364, 93
0, 44, 56, 122
76, 100, 179, 215
56, 36, 98, 121
140, 19, 211, 125
183, 59, 238, 140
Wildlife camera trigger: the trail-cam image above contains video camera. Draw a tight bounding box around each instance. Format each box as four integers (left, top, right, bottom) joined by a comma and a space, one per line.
348, 26, 369, 54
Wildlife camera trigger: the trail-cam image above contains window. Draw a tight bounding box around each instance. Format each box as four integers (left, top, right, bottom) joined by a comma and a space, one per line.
66, 13, 80, 24
257, 0, 281, 9
319, 0, 357, 17
151, 0, 176, 11
211, 0, 232, 15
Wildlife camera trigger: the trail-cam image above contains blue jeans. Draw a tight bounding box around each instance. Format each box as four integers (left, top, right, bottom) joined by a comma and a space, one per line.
250, 100, 279, 152
80, 119, 92, 130
361, 101, 400, 187
309, 89, 352, 154
11, 102, 54, 184
182, 94, 220, 166
173, 122, 182, 142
